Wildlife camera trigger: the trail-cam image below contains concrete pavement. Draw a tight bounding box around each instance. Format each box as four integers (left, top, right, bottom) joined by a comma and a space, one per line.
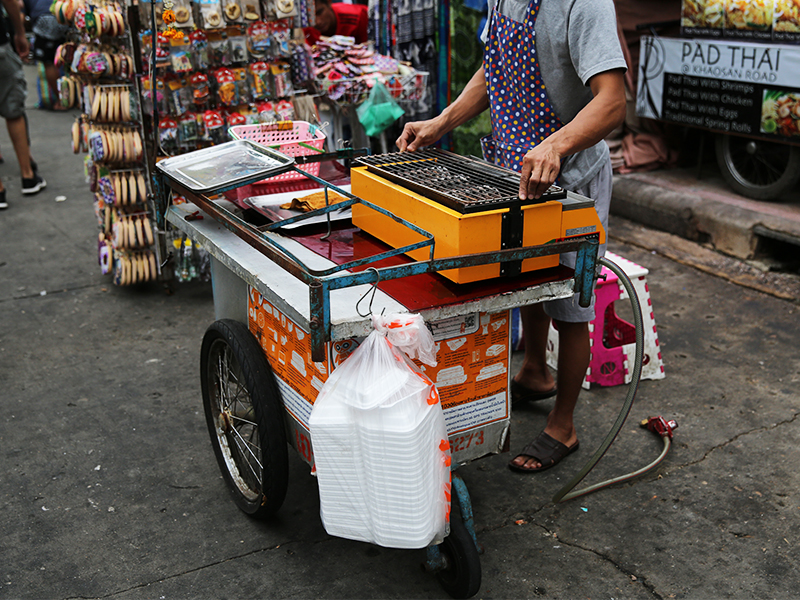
2, 64, 800, 599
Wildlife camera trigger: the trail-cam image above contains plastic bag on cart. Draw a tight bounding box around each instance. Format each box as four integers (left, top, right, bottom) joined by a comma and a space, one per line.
356, 82, 405, 137
309, 313, 451, 549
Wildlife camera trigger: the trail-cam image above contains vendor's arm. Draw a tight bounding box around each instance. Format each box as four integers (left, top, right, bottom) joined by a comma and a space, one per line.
396, 67, 489, 152
2, 0, 29, 58
519, 69, 626, 200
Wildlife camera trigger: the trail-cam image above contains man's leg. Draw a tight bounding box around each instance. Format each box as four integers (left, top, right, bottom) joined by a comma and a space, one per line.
7, 115, 34, 179
509, 159, 610, 472
44, 62, 61, 108
509, 310, 588, 470
512, 303, 555, 395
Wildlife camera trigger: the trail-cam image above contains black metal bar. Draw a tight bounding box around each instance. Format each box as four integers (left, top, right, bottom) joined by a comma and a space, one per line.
500, 207, 523, 277
308, 280, 328, 362
635, 19, 680, 31
292, 147, 371, 165
153, 171, 169, 230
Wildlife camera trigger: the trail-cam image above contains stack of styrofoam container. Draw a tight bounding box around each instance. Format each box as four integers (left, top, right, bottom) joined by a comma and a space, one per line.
310, 337, 450, 550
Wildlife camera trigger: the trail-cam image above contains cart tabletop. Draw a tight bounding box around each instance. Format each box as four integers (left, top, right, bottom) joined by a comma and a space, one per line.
167, 198, 578, 341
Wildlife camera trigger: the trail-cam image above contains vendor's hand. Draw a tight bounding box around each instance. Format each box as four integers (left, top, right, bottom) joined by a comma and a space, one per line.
519, 141, 562, 200
396, 118, 444, 152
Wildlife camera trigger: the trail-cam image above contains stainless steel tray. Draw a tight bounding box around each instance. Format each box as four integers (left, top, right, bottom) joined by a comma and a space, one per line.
155, 139, 295, 194
243, 185, 352, 229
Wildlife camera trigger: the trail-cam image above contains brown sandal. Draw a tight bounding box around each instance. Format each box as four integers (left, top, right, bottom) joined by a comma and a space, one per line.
511, 379, 557, 405
508, 431, 579, 473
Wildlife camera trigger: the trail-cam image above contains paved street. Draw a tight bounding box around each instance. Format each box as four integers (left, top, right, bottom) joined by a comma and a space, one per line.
2, 65, 800, 599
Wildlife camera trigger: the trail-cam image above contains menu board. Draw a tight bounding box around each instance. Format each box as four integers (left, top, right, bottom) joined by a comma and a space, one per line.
681, 0, 800, 43
637, 35, 800, 141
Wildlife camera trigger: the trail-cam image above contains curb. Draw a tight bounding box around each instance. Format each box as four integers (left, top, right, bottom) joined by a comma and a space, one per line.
611, 173, 800, 261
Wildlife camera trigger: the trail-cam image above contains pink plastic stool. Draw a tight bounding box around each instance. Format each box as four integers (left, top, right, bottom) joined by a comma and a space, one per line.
546, 252, 665, 388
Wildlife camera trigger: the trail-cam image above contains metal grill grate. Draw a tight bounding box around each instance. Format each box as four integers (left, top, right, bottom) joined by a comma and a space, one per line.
354, 148, 566, 214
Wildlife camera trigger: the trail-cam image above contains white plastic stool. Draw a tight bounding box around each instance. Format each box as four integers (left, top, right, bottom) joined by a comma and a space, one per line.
546, 251, 665, 388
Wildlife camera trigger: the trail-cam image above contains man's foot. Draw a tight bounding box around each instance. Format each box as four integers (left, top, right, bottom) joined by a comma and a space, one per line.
508, 431, 579, 473
22, 173, 46, 195
511, 379, 557, 405
0, 189, 8, 209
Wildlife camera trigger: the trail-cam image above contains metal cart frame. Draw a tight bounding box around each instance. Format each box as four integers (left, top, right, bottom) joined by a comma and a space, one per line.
155, 158, 601, 598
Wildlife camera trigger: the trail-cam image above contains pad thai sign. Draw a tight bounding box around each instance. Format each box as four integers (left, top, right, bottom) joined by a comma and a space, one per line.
637, 35, 800, 140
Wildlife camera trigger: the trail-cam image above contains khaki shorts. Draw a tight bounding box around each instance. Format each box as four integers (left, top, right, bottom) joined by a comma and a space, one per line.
543, 158, 612, 324
0, 43, 27, 120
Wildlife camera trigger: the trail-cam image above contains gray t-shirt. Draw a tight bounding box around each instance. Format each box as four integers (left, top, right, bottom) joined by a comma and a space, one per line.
480, 0, 626, 189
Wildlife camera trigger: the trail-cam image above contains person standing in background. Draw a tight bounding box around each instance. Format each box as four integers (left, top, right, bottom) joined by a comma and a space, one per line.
24, 0, 68, 109
304, 0, 368, 45
0, 0, 46, 210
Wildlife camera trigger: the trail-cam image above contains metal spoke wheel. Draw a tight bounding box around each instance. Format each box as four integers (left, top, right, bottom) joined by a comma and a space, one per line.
201, 319, 288, 518
435, 494, 482, 599
715, 133, 800, 200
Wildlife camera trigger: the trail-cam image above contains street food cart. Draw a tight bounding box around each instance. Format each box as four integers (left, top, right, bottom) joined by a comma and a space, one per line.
637, 0, 800, 199
153, 136, 603, 598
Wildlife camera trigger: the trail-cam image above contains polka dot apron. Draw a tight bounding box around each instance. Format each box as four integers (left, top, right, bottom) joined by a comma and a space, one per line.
481, 0, 564, 174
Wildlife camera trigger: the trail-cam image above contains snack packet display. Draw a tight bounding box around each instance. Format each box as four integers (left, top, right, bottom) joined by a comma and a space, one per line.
189, 29, 210, 70
203, 109, 226, 143
275, 98, 294, 120
190, 71, 210, 105
172, 0, 194, 28
246, 20, 271, 58
178, 111, 198, 144
209, 35, 232, 65
256, 100, 278, 122
215, 67, 239, 105
271, 62, 293, 97
158, 115, 179, 152
249, 61, 271, 100
222, 0, 243, 23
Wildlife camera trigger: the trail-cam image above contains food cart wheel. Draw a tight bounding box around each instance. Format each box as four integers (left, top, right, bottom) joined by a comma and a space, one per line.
200, 319, 289, 518
435, 495, 482, 599
715, 133, 800, 200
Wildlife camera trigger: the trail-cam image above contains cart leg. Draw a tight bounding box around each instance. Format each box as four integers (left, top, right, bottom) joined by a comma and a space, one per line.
451, 473, 482, 555
426, 472, 482, 599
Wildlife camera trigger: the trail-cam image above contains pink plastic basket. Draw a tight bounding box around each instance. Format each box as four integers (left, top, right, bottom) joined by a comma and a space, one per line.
229, 121, 326, 184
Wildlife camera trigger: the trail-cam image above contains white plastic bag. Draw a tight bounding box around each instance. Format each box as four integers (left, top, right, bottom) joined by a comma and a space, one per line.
309, 313, 451, 549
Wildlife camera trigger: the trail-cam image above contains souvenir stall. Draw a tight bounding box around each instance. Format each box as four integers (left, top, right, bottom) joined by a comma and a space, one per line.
53, 0, 157, 285
310, 35, 430, 152
134, 0, 321, 282
53, 0, 438, 286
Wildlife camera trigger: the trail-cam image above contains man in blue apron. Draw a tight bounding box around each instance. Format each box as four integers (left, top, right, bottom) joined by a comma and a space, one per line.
397, 0, 627, 472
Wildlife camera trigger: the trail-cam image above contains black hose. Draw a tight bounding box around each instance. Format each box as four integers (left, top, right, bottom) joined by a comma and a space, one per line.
552, 256, 645, 503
